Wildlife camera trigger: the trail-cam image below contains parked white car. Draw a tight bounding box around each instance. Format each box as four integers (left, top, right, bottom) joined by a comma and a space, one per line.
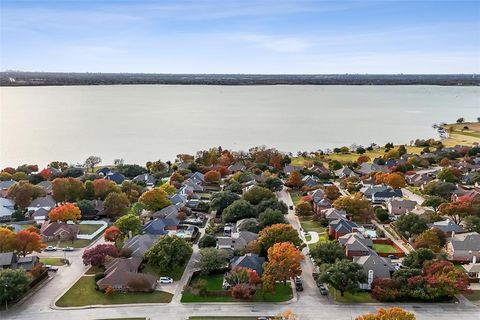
44, 246, 57, 251
158, 277, 173, 284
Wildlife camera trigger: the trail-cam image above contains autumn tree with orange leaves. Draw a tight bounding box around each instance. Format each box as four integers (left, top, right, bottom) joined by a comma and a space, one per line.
0, 227, 16, 252
204, 170, 221, 183
262, 242, 304, 291
104, 226, 122, 242
93, 179, 119, 200
286, 171, 304, 189
52, 177, 84, 202
15, 230, 46, 256
375, 172, 406, 189
49, 203, 81, 222
356, 307, 416, 320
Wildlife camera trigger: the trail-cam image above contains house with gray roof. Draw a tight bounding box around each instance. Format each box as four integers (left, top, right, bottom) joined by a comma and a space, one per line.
386, 198, 417, 215
447, 232, 480, 262
360, 184, 388, 200
302, 175, 319, 187
132, 173, 157, 187
356, 163, 388, 176
328, 219, 359, 239
371, 189, 402, 204
0, 252, 39, 271
105, 172, 126, 185
36, 180, 52, 194
0, 197, 15, 221
334, 167, 356, 179
143, 218, 178, 235
354, 252, 395, 290
0, 180, 15, 197
216, 231, 258, 252
152, 204, 179, 222
283, 165, 302, 175
321, 208, 347, 221
429, 219, 465, 236
462, 262, 480, 281
230, 253, 265, 276
228, 164, 246, 173
339, 233, 373, 257
122, 234, 160, 257
27, 195, 56, 212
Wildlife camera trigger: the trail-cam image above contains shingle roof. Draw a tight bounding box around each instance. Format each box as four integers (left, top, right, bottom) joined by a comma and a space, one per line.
28, 195, 56, 208
123, 234, 160, 257
449, 232, 480, 251
230, 253, 265, 275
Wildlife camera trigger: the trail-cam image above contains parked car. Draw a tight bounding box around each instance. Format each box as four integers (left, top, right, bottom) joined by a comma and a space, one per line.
319, 286, 328, 295
62, 247, 74, 252
45, 265, 59, 272
294, 276, 302, 284
387, 254, 398, 260
295, 283, 304, 291
44, 246, 57, 252
158, 277, 173, 284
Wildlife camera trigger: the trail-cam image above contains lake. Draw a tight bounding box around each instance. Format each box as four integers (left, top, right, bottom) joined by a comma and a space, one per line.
1, 85, 479, 167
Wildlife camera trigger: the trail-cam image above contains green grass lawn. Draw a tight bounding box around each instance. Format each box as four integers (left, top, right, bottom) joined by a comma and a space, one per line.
300, 219, 326, 234
142, 253, 191, 281
330, 288, 376, 303
372, 243, 400, 254
58, 238, 94, 248
289, 191, 302, 206
463, 290, 480, 301
39, 258, 65, 266
181, 274, 292, 303
85, 265, 105, 275
78, 223, 103, 235
56, 276, 172, 307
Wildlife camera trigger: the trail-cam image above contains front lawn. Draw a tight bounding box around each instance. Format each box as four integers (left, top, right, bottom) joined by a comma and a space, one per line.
289, 191, 302, 206
300, 219, 326, 234
181, 274, 292, 303
58, 238, 95, 248
56, 276, 173, 307
39, 258, 65, 266
463, 290, 480, 301
330, 288, 377, 303
78, 223, 103, 235
142, 252, 192, 281
373, 243, 400, 254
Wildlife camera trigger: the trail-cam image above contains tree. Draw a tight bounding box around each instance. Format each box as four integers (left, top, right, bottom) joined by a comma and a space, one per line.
93, 179, 119, 200
333, 194, 372, 223
320, 259, 366, 297
437, 168, 460, 183
356, 307, 416, 320
144, 236, 192, 270
262, 177, 283, 192
413, 229, 445, 252
0, 227, 16, 252
82, 244, 118, 266
329, 160, 342, 171
15, 230, 46, 256
286, 171, 303, 189
104, 192, 130, 219
438, 200, 474, 225
423, 181, 456, 199
48, 203, 81, 222
263, 242, 303, 289
221, 200, 257, 223
422, 196, 447, 213
84, 156, 102, 172
258, 208, 285, 229
275, 310, 300, 320
309, 241, 346, 266
76, 199, 97, 217
375, 207, 390, 222
159, 183, 176, 195
146, 160, 167, 173
83, 180, 95, 200
7, 181, 46, 208
456, 117, 465, 123
12, 172, 28, 181
464, 215, 480, 233
139, 188, 171, 211
394, 213, 428, 238
104, 226, 122, 242
295, 201, 313, 217
198, 234, 217, 248
204, 170, 221, 183
210, 191, 240, 214
52, 177, 84, 202
196, 248, 228, 275
0, 269, 31, 304
382, 173, 406, 189
242, 186, 275, 205
402, 248, 436, 269
121, 180, 145, 201
257, 224, 303, 254
116, 164, 147, 178
114, 213, 142, 236
225, 180, 242, 194
256, 198, 288, 215
325, 185, 341, 200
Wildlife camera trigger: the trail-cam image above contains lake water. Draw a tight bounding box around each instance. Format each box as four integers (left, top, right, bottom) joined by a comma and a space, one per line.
1, 85, 479, 167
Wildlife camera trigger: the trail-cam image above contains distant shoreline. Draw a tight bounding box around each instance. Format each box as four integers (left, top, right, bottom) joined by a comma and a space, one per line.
1, 72, 479, 87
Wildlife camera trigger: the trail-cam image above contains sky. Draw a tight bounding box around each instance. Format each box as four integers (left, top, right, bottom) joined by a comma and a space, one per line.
1, 0, 479, 74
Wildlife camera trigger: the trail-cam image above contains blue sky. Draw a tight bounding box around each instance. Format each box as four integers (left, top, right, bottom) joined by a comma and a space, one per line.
1, 0, 479, 73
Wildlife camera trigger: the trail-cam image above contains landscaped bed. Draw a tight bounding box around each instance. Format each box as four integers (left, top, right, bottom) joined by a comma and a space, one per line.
181, 274, 293, 303
55, 276, 173, 307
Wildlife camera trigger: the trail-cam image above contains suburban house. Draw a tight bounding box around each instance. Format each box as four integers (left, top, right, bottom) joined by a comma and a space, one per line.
302, 175, 319, 187
216, 231, 258, 252
386, 198, 417, 215
105, 172, 126, 185
230, 253, 265, 276
27, 195, 56, 213
228, 164, 246, 173
334, 167, 357, 179
122, 234, 160, 257
132, 173, 157, 187
0, 252, 39, 271
283, 165, 302, 175
0, 180, 15, 197
0, 197, 15, 221
40, 221, 79, 242
354, 252, 395, 290
143, 218, 178, 235
406, 173, 435, 187
328, 218, 359, 239
429, 220, 465, 236
36, 180, 53, 194
446, 232, 480, 262
169, 193, 187, 209
96, 167, 112, 176
28, 207, 49, 221
96, 257, 157, 292
322, 208, 347, 221
338, 233, 373, 257
152, 204, 180, 221
462, 262, 480, 282
360, 184, 388, 200
371, 189, 403, 204
355, 163, 388, 176
312, 198, 332, 213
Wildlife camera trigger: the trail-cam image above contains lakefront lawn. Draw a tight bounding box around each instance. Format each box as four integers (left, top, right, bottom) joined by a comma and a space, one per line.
56, 276, 172, 307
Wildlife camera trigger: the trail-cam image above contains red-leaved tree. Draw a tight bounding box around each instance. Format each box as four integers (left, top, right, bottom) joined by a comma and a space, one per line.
82, 244, 118, 266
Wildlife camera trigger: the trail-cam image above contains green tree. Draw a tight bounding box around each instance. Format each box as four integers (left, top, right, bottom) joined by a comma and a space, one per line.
320, 260, 367, 297
422, 196, 448, 213
394, 212, 428, 238
198, 234, 217, 248
309, 241, 346, 266
210, 191, 240, 214
262, 177, 284, 192
295, 201, 314, 217
145, 236, 193, 270
84, 156, 102, 172
0, 269, 31, 304
402, 248, 436, 269
224, 180, 242, 194
423, 181, 456, 199
83, 180, 95, 200
375, 207, 390, 222
256, 198, 288, 215
76, 200, 96, 217
222, 200, 257, 223
196, 248, 228, 275
437, 168, 459, 183
139, 188, 171, 211
104, 192, 130, 219
242, 186, 275, 205
258, 208, 285, 229
464, 215, 480, 233
114, 213, 142, 236
7, 181, 46, 208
